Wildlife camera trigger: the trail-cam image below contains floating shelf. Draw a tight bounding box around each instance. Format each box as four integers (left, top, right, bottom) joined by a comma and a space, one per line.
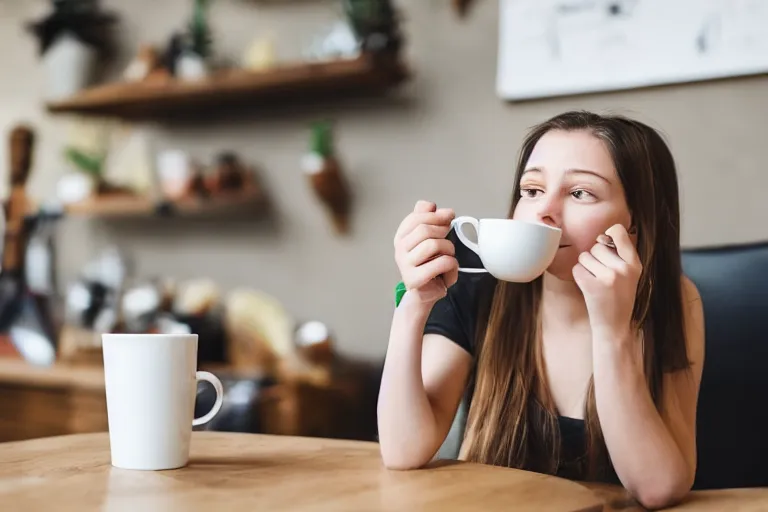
46, 53, 409, 120
64, 187, 267, 219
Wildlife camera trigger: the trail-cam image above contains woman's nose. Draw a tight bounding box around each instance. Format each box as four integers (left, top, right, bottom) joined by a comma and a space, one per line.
536, 196, 562, 228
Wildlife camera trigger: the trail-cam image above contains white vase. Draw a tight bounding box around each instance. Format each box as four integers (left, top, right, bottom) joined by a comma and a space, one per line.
176, 52, 208, 81
42, 32, 97, 100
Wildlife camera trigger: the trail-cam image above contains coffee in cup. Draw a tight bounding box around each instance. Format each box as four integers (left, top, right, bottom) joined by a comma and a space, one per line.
450, 216, 562, 282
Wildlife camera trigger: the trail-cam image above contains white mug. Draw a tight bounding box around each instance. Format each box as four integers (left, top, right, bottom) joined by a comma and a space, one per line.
102, 333, 224, 471
450, 216, 562, 282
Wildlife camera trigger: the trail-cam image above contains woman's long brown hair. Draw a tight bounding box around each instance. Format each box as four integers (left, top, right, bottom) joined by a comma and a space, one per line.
459, 111, 691, 479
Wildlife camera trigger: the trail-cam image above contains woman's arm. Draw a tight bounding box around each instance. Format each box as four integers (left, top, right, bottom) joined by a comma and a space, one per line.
378, 200, 471, 469
573, 225, 705, 509
377, 291, 472, 469
592, 277, 705, 509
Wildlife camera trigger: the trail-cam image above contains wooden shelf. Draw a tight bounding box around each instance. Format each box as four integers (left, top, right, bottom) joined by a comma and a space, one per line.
46, 53, 409, 120
64, 187, 267, 219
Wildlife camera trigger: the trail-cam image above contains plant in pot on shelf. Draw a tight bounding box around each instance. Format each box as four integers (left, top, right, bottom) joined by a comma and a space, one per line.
176, 0, 214, 80
341, 0, 402, 55
26, 0, 118, 100
59, 146, 133, 205
58, 146, 104, 204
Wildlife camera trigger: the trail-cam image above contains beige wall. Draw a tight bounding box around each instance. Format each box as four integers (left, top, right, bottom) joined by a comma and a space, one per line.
1, 0, 767, 361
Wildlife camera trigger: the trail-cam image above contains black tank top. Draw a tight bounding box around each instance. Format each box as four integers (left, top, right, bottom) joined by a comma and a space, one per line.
423, 271, 619, 484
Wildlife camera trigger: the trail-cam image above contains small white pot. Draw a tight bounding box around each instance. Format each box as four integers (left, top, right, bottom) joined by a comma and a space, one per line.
176, 52, 209, 81
42, 32, 97, 100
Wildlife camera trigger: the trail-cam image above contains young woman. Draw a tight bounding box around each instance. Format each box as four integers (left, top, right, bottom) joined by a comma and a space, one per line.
377, 111, 705, 509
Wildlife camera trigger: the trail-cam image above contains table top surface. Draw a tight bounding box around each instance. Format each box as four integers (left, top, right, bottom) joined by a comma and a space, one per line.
1, 432, 766, 511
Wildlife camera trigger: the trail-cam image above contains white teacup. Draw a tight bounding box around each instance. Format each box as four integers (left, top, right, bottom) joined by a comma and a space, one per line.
450, 216, 562, 282
102, 333, 224, 471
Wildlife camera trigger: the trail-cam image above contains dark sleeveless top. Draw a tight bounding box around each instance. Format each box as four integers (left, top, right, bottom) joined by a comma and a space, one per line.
423, 271, 620, 484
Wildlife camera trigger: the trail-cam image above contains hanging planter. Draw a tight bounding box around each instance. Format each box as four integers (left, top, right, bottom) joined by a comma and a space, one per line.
26, 0, 118, 100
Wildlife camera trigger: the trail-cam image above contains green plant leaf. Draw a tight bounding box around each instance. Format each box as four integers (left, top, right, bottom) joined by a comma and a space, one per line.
310, 121, 333, 157
188, 0, 212, 57
64, 147, 103, 177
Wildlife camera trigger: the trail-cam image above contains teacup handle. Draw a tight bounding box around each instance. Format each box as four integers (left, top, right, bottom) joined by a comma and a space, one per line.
193, 371, 224, 426
450, 216, 488, 274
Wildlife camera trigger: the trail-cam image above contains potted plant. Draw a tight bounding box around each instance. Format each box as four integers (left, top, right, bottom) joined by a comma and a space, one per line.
176, 0, 213, 80
26, 0, 117, 100
341, 0, 402, 55
302, 121, 352, 234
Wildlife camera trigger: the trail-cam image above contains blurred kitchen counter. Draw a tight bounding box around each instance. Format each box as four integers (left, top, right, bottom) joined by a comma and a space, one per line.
0, 354, 380, 444
0, 357, 105, 390
0, 356, 108, 442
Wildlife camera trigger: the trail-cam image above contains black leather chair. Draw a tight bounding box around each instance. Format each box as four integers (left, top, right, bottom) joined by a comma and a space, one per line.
683, 241, 768, 489
437, 239, 768, 489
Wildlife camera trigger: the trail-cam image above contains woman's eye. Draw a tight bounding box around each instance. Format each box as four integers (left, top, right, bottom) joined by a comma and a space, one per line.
521, 188, 542, 198
571, 189, 595, 200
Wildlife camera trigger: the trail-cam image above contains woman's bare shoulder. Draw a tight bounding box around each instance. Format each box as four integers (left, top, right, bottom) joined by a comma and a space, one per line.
680, 274, 705, 365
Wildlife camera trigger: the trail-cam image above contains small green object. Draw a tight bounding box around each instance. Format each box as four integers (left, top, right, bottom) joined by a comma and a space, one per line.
394, 281, 407, 307
64, 147, 103, 178
310, 121, 333, 157
189, 0, 213, 58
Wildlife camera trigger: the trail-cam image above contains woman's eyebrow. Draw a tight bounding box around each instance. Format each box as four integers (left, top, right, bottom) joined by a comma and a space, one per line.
523, 166, 611, 184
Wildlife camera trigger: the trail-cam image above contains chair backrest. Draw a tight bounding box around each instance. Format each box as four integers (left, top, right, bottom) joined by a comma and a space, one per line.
683, 241, 768, 489
437, 241, 768, 489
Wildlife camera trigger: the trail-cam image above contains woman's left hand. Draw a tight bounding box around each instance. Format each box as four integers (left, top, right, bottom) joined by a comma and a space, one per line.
572, 224, 642, 340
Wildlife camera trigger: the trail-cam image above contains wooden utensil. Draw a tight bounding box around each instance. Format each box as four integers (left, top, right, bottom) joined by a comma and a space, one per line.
0, 125, 35, 331
0, 125, 56, 365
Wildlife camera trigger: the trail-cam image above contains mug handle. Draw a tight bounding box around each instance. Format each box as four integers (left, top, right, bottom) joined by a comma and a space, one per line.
192, 371, 224, 427
450, 216, 488, 274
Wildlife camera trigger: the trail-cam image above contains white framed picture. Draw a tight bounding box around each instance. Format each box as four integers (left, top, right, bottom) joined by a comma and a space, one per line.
497, 0, 768, 100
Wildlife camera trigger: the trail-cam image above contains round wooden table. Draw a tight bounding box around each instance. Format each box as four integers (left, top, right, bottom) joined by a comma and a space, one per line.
1, 432, 766, 511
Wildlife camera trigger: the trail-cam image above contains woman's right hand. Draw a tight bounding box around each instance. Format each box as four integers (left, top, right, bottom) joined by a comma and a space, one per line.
394, 200, 459, 305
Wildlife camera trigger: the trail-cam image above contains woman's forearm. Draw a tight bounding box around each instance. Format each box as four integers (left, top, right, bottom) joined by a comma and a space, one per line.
592, 332, 691, 509
377, 293, 441, 469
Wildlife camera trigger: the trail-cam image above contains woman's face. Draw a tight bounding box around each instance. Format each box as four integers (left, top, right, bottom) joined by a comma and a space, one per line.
513, 129, 633, 281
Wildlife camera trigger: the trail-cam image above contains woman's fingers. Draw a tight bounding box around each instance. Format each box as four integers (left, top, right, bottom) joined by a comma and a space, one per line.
400, 223, 453, 253
408, 238, 455, 268
394, 208, 455, 244
413, 200, 437, 214
406, 255, 458, 290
